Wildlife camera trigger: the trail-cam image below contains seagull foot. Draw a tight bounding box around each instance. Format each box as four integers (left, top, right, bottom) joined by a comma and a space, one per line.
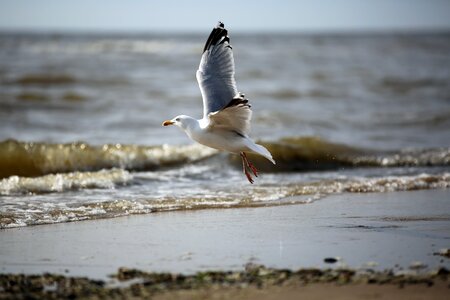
244, 169, 254, 184
248, 161, 258, 177
242, 152, 258, 177
241, 152, 256, 184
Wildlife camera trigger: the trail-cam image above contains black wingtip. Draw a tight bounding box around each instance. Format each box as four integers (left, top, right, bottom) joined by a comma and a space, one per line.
224, 93, 251, 109
202, 21, 230, 53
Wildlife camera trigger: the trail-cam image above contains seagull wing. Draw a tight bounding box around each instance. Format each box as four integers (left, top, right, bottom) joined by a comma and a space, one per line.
196, 22, 238, 118
208, 96, 252, 137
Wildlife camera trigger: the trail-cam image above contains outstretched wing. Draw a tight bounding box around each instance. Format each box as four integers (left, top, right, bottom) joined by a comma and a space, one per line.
208, 94, 252, 137
196, 22, 238, 118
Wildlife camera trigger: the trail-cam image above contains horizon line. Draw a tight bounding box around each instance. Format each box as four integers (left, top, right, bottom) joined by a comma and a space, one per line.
1, 26, 450, 36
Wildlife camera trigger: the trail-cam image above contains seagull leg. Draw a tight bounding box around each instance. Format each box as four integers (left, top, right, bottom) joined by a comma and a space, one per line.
240, 152, 254, 184
242, 152, 259, 177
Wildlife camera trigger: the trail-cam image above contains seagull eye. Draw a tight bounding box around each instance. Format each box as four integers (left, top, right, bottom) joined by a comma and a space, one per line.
175, 118, 180, 122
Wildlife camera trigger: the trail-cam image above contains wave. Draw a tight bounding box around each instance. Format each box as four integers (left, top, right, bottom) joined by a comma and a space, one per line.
256, 89, 336, 100
0, 168, 132, 195
1, 172, 448, 228
28, 39, 198, 55
0, 139, 217, 179
14, 91, 88, 103
248, 137, 450, 171
1, 137, 449, 179
287, 172, 450, 194
7, 73, 129, 86
13, 74, 76, 85
378, 77, 448, 94
0, 36, 199, 56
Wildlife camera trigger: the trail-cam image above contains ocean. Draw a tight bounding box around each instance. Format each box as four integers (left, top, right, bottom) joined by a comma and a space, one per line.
0, 32, 449, 228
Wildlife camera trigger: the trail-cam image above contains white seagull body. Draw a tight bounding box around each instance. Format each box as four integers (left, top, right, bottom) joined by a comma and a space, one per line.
163, 22, 275, 183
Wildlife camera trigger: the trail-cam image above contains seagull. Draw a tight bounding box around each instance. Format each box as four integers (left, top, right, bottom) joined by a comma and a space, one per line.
162, 22, 275, 184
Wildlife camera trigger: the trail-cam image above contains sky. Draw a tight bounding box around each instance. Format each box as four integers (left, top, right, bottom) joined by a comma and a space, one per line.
1, 0, 450, 33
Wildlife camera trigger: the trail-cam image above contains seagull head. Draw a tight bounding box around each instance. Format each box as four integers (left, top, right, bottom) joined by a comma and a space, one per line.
162, 115, 195, 129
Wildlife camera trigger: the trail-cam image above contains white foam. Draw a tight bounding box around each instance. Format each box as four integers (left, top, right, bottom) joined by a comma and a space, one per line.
1, 172, 449, 229
0, 168, 133, 195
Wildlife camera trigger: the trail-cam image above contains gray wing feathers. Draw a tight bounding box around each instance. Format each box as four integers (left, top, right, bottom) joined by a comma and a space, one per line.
208, 103, 252, 137
197, 22, 238, 117
208, 96, 252, 136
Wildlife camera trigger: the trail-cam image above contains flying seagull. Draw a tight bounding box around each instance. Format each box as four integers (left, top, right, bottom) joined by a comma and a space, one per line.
162, 22, 275, 183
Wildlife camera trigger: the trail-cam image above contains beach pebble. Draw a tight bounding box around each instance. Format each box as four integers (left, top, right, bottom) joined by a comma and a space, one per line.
324, 257, 339, 264
434, 248, 450, 258
0, 218, 13, 225
434, 267, 449, 276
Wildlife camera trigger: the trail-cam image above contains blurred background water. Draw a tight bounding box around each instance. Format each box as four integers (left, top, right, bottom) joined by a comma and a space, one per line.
1, 8, 450, 228
1, 32, 449, 148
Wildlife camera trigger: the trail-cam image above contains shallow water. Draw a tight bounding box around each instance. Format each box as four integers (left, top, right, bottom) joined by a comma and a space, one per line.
0, 32, 449, 228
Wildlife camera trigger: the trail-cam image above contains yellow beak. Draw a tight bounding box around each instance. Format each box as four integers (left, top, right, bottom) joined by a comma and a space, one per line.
162, 120, 175, 126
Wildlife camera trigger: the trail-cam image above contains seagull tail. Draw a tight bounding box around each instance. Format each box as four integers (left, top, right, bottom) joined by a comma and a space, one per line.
246, 141, 276, 165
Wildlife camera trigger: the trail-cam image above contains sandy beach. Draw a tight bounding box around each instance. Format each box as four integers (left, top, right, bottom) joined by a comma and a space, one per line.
1, 189, 449, 298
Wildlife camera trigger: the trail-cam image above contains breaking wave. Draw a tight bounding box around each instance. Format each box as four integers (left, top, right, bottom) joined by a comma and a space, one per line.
1, 136, 449, 228
245, 137, 450, 171
1, 137, 450, 179
0, 168, 132, 195
0, 139, 217, 179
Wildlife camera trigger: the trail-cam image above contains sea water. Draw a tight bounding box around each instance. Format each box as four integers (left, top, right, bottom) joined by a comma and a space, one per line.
0, 32, 449, 228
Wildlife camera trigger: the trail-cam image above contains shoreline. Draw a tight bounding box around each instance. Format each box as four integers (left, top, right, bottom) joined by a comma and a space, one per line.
1, 189, 449, 279
1, 189, 449, 297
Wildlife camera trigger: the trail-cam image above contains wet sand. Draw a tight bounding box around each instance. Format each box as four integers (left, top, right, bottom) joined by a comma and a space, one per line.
153, 283, 450, 300
1, 189, 449, 297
